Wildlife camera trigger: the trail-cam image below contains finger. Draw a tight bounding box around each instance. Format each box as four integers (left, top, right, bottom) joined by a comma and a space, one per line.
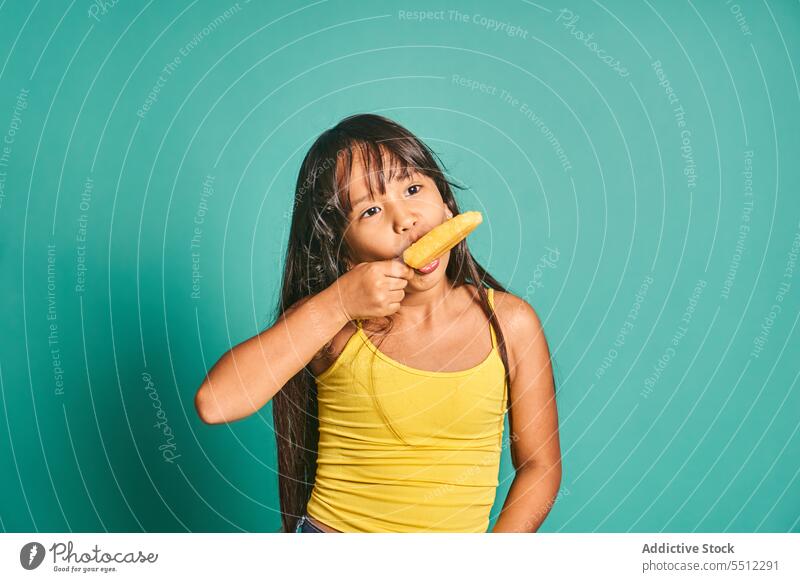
386, 277, 409, 291
388, 289, 405, 303
386, 257, 416, 280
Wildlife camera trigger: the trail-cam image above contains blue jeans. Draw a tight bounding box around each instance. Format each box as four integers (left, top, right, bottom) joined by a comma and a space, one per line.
295, 513, 326, 533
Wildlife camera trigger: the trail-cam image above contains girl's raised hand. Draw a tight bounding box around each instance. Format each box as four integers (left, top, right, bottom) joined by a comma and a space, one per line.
331, 258, 415, 320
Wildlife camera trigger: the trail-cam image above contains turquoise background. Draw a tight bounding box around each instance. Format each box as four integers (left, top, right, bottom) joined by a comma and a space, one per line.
1, 0, 799, 533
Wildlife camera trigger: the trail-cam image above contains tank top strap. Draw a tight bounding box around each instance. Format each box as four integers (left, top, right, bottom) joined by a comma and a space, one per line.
487, 288, 498, 350
355, 318, 363, 330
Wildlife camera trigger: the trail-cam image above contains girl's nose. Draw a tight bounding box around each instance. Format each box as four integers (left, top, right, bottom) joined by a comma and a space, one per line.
392, 204, 418, 232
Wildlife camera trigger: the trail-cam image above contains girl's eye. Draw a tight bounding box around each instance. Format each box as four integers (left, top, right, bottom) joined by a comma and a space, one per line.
359, 185, 422, 219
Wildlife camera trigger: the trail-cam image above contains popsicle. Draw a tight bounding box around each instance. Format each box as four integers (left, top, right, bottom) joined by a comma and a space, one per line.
402, 211, 483, 269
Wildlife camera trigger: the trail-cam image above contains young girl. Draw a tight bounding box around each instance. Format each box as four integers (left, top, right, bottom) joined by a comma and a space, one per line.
195, 114, 562, 533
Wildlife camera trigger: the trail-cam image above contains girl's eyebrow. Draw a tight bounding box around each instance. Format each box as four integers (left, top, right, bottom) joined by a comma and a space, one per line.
349, 173, 420, 213
350, 193, 371, 209
348, 192, 377, 218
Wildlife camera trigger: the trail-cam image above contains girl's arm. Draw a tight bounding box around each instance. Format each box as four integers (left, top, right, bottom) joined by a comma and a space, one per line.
490, 293, 562, 533
194, 259, 414, 425
194, 285, 349, 425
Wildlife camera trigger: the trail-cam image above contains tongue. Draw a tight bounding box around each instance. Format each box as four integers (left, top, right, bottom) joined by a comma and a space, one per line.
417, 259, 437, 272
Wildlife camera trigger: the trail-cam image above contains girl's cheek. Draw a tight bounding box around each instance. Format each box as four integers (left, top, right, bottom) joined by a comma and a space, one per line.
355, 237, 396, 262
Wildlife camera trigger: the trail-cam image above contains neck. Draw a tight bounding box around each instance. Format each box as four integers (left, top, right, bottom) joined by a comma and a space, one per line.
393, 278, 457, 329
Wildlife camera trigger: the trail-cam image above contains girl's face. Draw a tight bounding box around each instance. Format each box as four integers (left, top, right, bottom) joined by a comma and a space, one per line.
341, 149, 453, 289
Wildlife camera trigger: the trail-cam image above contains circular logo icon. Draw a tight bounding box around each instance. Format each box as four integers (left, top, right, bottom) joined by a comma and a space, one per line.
20, 542, 46, 570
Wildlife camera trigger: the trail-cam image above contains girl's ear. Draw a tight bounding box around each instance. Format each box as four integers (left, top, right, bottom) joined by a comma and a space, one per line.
445, 206, 453, 219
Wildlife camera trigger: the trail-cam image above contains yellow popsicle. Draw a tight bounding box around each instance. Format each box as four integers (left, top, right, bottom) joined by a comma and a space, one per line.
402, 211, 483, 269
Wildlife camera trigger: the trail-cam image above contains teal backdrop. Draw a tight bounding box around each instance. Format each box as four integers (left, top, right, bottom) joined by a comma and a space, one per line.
1, 0, 798, 533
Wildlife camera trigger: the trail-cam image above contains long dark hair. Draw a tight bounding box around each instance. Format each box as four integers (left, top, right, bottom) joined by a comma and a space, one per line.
271, 113, 513, 533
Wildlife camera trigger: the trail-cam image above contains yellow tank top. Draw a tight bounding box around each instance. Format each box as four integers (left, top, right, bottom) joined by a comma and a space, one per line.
305, 287, 508, 532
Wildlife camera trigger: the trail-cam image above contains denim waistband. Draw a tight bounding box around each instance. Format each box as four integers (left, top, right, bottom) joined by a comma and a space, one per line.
296, 513, 326, 533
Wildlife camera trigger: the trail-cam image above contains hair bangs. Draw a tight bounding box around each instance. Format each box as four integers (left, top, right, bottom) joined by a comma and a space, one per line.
335, 139, 428, 216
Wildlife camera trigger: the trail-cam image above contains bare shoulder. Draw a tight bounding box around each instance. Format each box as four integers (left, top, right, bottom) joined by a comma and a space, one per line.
490, 289, 543, 332
461, 285, 543, 336
486, 289, 548, 381
493, 290, 547, 344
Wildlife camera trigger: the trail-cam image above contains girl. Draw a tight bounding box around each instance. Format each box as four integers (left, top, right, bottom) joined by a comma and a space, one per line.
195, 114, 562, 533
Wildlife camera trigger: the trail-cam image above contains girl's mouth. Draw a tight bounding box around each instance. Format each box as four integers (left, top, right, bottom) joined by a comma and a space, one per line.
414, 258, 440, 275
